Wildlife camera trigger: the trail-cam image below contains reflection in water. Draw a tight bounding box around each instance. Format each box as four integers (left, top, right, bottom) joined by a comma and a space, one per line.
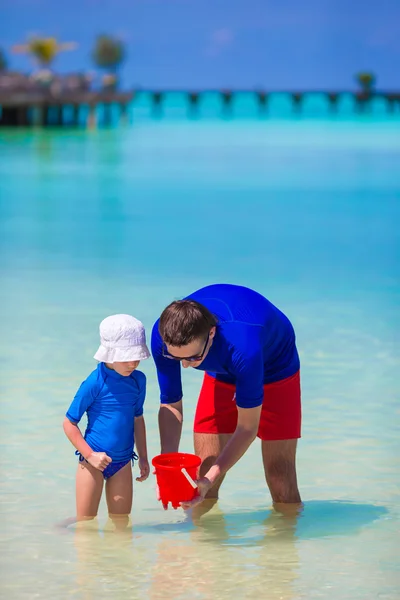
72, 519, 149, 599
149, 504, 300, 600
34, 133, 55, 161
215, 500, 388, 543
66, 500, 387, 599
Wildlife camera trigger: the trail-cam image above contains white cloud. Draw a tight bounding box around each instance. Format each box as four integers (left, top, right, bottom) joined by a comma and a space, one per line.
206, 27, 234, 57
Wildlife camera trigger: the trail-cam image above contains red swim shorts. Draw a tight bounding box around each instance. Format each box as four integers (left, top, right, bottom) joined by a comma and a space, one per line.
193, 371, 301, 441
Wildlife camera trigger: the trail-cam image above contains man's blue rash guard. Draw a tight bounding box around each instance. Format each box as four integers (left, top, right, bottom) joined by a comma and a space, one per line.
66, 362, 146, 461
151, 284, 299, 409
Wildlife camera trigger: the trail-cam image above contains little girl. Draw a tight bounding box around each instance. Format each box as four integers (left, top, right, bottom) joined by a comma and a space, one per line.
63, 314, 150, 525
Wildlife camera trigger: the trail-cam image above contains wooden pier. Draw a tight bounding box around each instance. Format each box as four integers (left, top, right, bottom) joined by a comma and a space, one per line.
172, 89, 400, 115
1, 87, 399, 127
0, 90, 134, 127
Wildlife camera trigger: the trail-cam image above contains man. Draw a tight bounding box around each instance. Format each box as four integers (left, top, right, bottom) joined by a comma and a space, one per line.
151, 283, 302, 509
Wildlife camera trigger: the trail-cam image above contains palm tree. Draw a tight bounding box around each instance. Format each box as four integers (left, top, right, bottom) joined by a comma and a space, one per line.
92, 35, 125, 90
13, 36, 77, 69
355, 72, 376, 94
0, 48, 7, 72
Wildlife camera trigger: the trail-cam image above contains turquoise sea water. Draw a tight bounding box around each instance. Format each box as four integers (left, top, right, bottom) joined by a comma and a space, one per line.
0, 99, 399, 599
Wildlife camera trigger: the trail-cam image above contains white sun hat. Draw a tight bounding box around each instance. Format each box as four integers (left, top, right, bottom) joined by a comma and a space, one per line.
94, 314, 150, 363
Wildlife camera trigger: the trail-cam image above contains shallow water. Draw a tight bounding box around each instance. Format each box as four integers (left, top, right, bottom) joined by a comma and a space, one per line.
0, 109, 399, 599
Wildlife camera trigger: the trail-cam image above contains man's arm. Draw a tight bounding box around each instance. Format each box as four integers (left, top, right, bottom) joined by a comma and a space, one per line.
181, 340, 264, 508
151, 320, 184, 454
205, 404, 261, 484
158, 400, 183, 453
180, 404, 261, 508
209, 343, 264, 480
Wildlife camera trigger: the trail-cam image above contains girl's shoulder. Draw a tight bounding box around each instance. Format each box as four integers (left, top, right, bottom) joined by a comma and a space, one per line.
130, 369, 146, 389
72, 364, 105, 403
83, 364, 107, 397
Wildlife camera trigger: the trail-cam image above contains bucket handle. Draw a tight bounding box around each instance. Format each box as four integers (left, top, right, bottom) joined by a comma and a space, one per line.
181, 468, 197, 489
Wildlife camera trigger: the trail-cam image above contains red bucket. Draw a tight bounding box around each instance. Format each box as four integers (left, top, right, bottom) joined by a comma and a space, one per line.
152, 452, 201, 509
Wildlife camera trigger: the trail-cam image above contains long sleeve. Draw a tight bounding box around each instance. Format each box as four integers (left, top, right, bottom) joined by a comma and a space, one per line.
151, 319, 183, 403
134, 371, 147, 417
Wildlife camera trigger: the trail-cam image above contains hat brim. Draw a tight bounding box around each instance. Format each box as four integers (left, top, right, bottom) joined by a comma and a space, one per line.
94, 344, 150, 363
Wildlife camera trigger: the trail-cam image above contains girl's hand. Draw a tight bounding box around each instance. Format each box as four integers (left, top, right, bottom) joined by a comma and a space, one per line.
87, 452, 112, 471
136, 457, 150, 482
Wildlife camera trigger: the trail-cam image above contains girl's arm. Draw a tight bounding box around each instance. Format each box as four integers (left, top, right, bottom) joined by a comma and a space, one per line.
63, 417, 93, 458
134, 415, 148, 459
134, 416, 149, 481
63, 417, 111, 471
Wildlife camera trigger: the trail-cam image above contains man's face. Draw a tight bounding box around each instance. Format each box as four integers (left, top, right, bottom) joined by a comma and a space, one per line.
165, 327, 216, 368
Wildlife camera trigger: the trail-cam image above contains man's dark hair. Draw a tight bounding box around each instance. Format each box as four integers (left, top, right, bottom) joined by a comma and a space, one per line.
159, 300, 217, 346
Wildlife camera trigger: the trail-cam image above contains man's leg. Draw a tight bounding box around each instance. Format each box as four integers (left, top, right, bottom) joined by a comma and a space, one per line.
193, 373, 238, 502
258, 371, 302, 506
262, 439, 301, 504
194, 432, 232, 499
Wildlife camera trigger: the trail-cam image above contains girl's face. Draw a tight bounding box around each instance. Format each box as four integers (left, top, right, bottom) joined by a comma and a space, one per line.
107, 361, 140, 376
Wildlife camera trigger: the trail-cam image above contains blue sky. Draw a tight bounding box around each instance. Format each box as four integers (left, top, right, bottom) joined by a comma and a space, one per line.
1, 0, 399, 89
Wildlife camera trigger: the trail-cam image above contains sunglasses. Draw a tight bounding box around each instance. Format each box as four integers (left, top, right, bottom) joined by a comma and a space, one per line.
162, 332, 210, 362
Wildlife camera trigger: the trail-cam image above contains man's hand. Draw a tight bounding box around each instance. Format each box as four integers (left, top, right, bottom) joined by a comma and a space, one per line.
87, 452, 112, 471
180, 478, 212, 510
179, 406, 261, 509
136, 457, 150, 482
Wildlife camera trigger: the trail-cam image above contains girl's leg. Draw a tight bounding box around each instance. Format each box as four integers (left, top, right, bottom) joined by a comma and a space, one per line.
76, 460, 104, 519
105, 462, 133, 530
